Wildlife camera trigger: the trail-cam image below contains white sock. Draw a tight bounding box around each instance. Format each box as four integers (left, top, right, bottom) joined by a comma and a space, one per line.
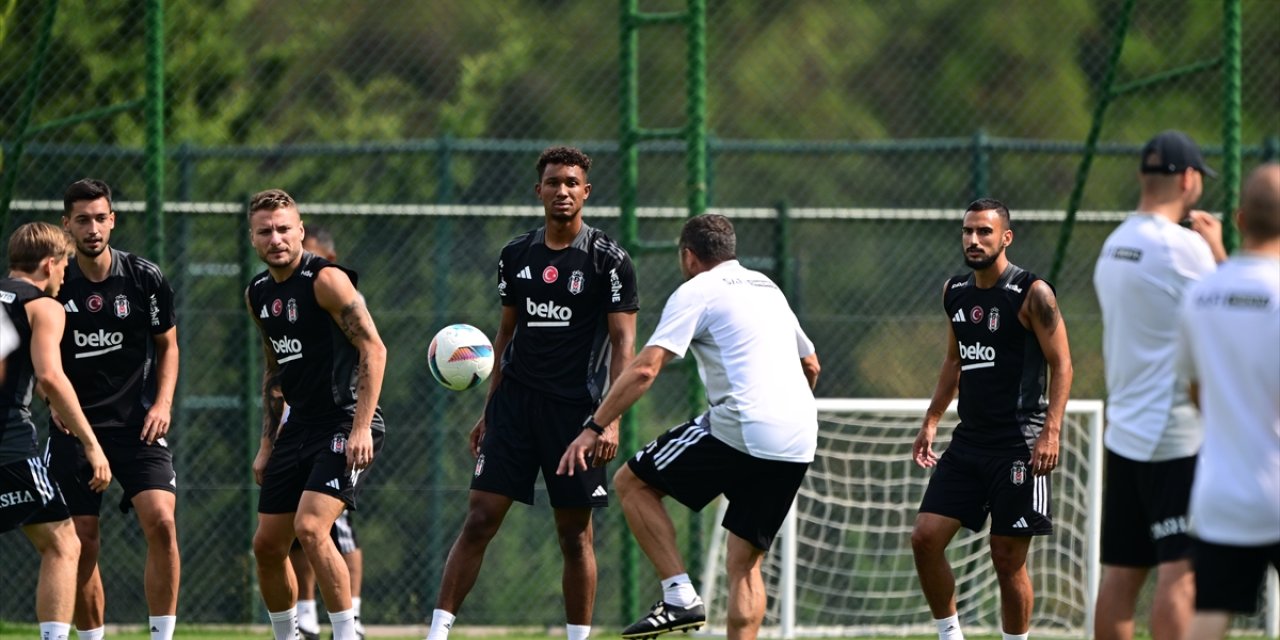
566, 623, 591, 640
935, 614, 965, 640
75, 627, 104, 640
329, 609, 357, 640
149, 615, 177, 640
297, 599, 319, 632
268, 607, 299, 640
1002, 633, 1029, 640
426, 609, 456, 640
660, 573, 700, 608
352, 596, 364, 632
40, 622, 71, 640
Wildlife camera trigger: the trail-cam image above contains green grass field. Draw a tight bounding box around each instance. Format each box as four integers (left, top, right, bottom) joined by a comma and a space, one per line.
0, 627, 1012, 640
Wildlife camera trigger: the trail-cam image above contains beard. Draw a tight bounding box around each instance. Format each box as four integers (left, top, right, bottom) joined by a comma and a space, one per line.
77, 243, 105, 258
964, 246, 1003, 271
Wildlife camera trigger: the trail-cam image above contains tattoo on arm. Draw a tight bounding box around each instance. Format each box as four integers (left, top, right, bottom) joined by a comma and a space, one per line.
339, 299, 372, 343
1032, 285, 1060, 333
261, 369, 282, 442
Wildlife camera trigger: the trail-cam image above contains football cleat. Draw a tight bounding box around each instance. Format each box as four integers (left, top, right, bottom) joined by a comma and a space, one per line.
621, 598, 706, 639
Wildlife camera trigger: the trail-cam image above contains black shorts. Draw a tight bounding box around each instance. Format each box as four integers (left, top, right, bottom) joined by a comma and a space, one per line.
626, 416, 809, 551
471, 377, 606, 508
0, 457, 69, 532
258, 424, 385, 514
1193, 538, 1280, 614
1100, 450, 1195, 566
291, 509, 360, 554
46, 429, 176, 516
919, 443, 1053, 536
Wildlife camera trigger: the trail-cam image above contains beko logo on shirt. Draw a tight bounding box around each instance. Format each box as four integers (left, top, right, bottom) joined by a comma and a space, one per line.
270, 335, 304, 363
73, 330, 125, 359
958, 341, 996, 371
526, 298, 572, 327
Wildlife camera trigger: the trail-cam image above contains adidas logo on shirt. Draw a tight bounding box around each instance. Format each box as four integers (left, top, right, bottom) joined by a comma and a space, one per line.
64, 300, 79, 313
517, 266, 532, 279
592, 485, 607, 498
952, 309, 965, 323
326, 478, 341, 490
260, 305, 269, 319
1012, 517, 1029, 529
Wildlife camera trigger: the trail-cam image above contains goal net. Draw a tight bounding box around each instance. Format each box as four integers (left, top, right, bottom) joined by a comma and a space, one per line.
700, 398, 1105, 638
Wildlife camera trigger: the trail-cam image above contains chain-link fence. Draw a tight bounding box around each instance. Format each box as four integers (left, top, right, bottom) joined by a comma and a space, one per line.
2, 0, 1278, 632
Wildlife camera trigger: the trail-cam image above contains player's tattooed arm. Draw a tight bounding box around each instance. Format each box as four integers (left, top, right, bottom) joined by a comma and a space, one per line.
1025, 280, 1073, 476
315, 267, 387, 440
1027, 281, 1061, 334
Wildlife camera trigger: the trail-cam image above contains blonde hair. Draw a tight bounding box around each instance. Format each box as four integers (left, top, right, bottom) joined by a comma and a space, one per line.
248, 189, 297, 218
8, 222, 73, 272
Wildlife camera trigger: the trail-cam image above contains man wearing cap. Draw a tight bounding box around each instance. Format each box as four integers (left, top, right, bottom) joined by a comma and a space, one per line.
1091, 130, 1226, 640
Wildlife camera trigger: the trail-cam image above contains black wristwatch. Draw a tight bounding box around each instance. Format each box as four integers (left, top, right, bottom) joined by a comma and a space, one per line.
582, 417, 605, 435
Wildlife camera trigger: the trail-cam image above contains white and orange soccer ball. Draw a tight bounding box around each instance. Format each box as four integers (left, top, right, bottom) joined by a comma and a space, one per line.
428, 324, 495, 391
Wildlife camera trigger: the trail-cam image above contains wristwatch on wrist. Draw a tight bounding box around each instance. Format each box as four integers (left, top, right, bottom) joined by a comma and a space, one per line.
582, 417, 605, 435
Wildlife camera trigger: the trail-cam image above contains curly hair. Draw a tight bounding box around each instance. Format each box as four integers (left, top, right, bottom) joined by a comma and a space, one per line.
536, 146, 592, 178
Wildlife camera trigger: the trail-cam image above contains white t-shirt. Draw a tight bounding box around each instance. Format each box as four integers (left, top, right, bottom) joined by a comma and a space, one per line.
1093, 213, 1216, 461
1177, 255, 1280, 546
646, 260, 818, 462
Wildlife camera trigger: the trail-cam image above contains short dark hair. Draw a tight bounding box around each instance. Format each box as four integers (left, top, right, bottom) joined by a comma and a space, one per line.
536, 146, 591, 179
304, 224, 336, 257
679, 214, 736, 263
63, 178, 113, 214
248, 189, 297, 218
965, 198, 1011, 228
1239, 163, 1280, 240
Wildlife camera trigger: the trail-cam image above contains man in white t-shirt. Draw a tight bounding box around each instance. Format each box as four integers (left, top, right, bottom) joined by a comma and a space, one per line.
557, 214, 821, 640
1092, 130, 1226, 640
1176, 163, 1280, 640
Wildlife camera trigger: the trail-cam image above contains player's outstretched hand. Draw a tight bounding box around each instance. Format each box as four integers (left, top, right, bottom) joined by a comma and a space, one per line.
912, 427, 938, 469
469, 416, 486, 458
591, 418, 620, 467
141, 403, 171, 445
84, 443, 112, 492
1031, 431, 1059, 476
345, 427, 374, 473
252, 445, 271, 486
556, 430, 598, 477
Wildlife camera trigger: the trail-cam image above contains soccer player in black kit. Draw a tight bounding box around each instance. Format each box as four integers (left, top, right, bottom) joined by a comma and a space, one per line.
2, 221, 111, 640
425, 147, 639, 640
245, 190, 387, 640
47, 179, 181, 640
910, 199, 1073, 640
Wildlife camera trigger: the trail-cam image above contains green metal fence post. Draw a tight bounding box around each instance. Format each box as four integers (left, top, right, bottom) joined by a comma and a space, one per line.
0, 0, 58, 234
618, 0, 640, 623
1049, 0, 1135, 283
971, 129, 989, 201
1220, 0, 1242, 254
144, 0, 166, 269
240, 203, 264, 623
426, 133, 454, 604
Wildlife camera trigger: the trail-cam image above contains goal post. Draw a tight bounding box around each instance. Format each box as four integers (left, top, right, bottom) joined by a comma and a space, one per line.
700, 398, 1105, 638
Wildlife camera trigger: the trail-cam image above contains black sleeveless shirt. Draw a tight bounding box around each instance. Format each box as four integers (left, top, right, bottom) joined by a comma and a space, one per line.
0, 279, 46, 464
943, 264, 1049, 454
246, 253, 384, 431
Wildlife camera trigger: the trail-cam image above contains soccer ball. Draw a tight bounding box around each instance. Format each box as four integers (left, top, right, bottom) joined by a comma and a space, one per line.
428, 324, 495, 391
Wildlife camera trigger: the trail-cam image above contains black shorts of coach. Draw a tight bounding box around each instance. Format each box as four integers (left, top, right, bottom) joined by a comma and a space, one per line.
0, 456, 70, 532
46, 429, 176, 516
1192, 538, 1280, 614
919, 442, 1053, 536
626, 415, 809, 551
258, 422, 385, 514
1100, 450, 1195, 566
471, 376, 607, 509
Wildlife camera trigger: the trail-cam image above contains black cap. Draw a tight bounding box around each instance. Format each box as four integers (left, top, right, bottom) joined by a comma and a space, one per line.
1140, 130, 1216, 178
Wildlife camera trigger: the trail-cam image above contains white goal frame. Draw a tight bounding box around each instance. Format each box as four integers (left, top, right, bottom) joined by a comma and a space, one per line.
700, 398, 1106, 638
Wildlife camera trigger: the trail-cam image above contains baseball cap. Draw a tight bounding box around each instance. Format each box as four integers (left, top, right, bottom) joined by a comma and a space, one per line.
1140, 130, 1217, 178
